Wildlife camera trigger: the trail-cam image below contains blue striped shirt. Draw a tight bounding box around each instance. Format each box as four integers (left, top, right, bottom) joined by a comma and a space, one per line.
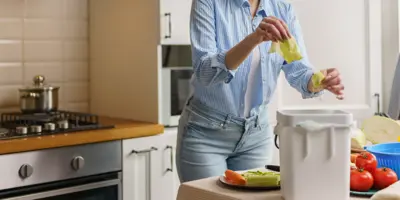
189, 0, 322, 118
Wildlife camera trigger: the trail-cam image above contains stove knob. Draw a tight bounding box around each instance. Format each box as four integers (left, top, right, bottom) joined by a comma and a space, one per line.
71, 156, 85, 171
19, 164, 33, 179
58, 120, 69, 130
44, 123, 56, 131
30, 125, 42, 133
16, 126, 28, 135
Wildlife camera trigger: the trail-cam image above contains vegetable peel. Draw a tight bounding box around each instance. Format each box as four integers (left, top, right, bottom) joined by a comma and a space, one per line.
311, 71, 325, 90
268, 37, 303, 64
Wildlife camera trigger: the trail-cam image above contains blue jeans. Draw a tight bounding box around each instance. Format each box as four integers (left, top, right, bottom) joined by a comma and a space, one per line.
176, 98, 274, 183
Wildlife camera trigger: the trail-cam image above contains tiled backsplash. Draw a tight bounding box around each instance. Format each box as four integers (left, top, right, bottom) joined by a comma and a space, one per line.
0, 0, 89, 113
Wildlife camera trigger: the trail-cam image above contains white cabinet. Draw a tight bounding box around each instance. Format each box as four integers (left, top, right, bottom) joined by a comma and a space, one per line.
270, 0, 382, 125
123, 135, 162, 200
160, 0, 192, 44
123, 128, 180, 200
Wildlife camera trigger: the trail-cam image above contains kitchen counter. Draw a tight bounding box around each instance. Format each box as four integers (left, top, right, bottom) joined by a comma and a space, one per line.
0, 117, 164, 155
177, 175, 368, 200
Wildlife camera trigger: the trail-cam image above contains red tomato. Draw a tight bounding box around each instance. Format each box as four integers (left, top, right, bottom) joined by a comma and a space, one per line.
355, 152, 377, 174
350, 169, 374, 192
373, 168, 398, 189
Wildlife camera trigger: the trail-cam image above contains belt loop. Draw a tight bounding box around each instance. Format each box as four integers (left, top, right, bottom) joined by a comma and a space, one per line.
254, 115, 259, 128
222, 114, 231, 129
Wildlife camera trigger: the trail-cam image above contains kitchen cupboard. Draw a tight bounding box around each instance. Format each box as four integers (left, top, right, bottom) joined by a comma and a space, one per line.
123, 128, 179, 200
89, 0, 192, 124
160, 0, 192, 44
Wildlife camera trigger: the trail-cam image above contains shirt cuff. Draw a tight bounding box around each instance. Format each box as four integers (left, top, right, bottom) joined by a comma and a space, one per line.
301, 70, 324, 99
212, 52, 238, 83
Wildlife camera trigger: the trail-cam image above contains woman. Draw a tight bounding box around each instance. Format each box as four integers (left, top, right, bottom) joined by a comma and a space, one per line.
176, 0, 344, 183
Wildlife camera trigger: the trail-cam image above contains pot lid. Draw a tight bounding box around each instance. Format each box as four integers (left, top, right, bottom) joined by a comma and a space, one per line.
20, 75, 59, 91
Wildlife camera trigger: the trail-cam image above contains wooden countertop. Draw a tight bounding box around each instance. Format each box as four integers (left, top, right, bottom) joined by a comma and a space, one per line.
177, 175, 368, 200
0, 117, 164, 155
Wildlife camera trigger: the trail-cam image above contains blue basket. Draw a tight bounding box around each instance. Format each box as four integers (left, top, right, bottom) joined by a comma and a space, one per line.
365, 142, 400, 176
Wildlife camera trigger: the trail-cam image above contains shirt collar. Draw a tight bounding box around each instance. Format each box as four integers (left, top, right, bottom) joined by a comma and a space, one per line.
234, 0, 270, 17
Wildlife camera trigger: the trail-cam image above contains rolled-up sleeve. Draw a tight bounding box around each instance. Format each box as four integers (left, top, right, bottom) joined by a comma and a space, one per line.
281, 4, 323, 99
190, 0, 237, 86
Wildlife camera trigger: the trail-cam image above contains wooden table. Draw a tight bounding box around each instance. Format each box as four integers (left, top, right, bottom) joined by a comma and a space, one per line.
177, 176, 368, 200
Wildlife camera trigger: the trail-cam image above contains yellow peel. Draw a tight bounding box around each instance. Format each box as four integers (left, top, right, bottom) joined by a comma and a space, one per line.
269, 37, 303, 64
311, 71, 325, 89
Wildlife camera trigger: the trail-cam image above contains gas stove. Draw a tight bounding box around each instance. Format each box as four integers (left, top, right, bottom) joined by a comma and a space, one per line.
0, 111, 114, 140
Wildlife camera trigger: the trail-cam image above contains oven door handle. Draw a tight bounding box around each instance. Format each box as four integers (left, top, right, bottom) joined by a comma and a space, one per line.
3, 179, 120, 200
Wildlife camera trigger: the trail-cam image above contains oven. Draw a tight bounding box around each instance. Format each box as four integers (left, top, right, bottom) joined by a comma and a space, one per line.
160, 45, 194, 126
0, 172, 121, 200
0, 141, 122, 200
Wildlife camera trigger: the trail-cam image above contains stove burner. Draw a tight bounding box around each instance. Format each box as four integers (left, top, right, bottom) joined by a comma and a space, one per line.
44, 123, 55, 131
57, 120, 69, 130
30, 125, 42, 133
0, 128, 8, 136
0, 111, 114, 140
16, 127, 27, 135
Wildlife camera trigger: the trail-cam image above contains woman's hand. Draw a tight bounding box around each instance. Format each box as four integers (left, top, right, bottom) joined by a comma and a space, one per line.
308, 68, 344, 99
253, 16, 291, 43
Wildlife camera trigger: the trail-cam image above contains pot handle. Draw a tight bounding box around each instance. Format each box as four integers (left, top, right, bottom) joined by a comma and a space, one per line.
21, 93, 40, 98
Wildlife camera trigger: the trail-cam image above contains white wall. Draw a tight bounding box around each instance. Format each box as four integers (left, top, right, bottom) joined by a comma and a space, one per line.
382, 0, 399, 112
0, 0, 89, 113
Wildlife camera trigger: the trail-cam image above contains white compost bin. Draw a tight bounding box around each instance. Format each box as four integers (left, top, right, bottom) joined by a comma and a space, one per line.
274, 109, 353, 200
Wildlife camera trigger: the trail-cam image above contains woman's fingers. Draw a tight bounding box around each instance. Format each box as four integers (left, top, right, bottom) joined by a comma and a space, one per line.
263, 18, 288, 40
259, 21, 282, 41
269, 16, 290, 39
326, 84, 344, 95
259, 17, 291, 41
322, 68, 340, 86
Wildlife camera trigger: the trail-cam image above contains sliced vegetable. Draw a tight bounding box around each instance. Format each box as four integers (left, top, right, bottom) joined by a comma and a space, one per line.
225, 170, 246, 185
361, 116, 400, 144
351, 128, 367, 149
351, 168, 374, 192
355, 152, 378, 175
373, 168, 398, 190
351, 163, 357, 170
242, 171, 280, 187
351, 153, 359, 163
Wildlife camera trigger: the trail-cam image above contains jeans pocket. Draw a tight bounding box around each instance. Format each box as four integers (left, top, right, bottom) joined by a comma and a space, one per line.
186, 108, 224, 131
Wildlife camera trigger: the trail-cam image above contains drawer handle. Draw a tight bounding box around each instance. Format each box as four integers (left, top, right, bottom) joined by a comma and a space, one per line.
131, 147, 158, 154
164, 13, 172, 39
166, 145, 173, 172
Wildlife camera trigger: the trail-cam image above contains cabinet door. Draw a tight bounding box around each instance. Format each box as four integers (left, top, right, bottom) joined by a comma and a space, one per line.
274, 0, 382, 124
153, 129, 180, 200
160, 0, 192, 45
123, 136, 161, 200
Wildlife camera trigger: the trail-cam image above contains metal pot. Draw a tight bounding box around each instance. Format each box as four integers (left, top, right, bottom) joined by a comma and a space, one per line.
19, 75, 60, 113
